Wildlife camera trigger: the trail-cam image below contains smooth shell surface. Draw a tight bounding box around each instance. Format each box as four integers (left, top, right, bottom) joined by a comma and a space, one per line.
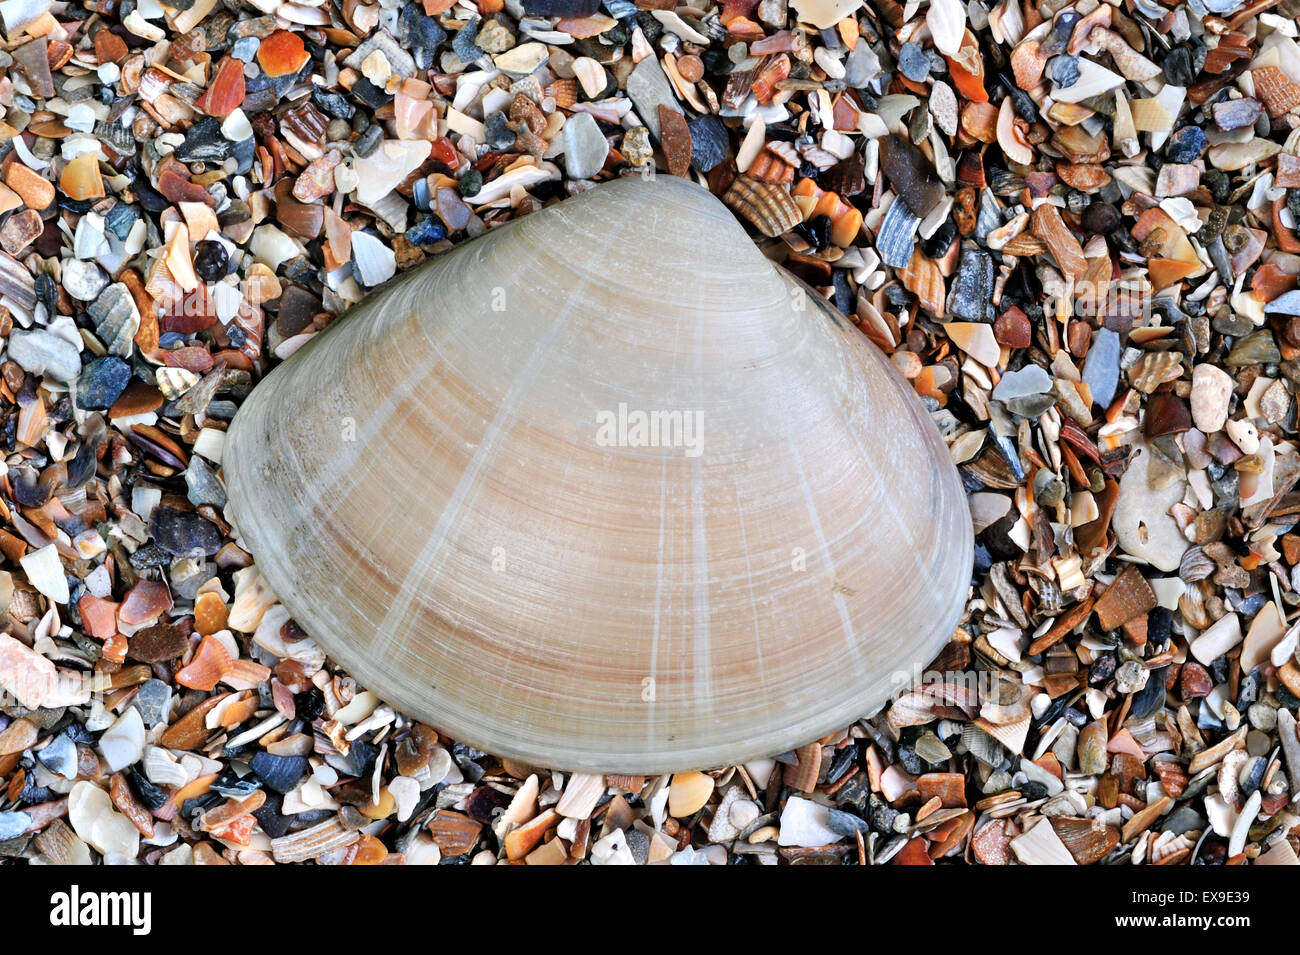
224, 176, 972, 773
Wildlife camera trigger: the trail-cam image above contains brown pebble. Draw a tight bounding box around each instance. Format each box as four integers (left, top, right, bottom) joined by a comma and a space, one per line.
109, 380, 165, 418
0, 718, 37, 756
0, 209, 43, 255
1179, 661, 1212, 700
427, 810, 483, 856
127, 623, 189, 663
1143, 391, 1193, 439
395, 723, 438, 776
76, 744, 101, 780
119, 579, 174, 626
658, 105, 693, 179
917, 772, 966, 808
274, 179, 324, 240
110, 772, 155, 838
4, 164, 54, 210
160, 694, 224, 749
1093, 564, 1157, 631
1067, 320, 1091, 357
93, 29, 129, 65
157, 167, 215, 207
994, 307, 1032, 349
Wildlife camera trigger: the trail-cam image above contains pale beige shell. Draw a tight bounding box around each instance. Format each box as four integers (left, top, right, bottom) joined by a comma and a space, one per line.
224, 175, 972, 773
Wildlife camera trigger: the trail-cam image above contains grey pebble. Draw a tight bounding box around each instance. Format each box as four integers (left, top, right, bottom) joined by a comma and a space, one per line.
562, 112, 609, 180
1081, 327, 1120, 408
7, 328, 81, 382
35, 732, 78, 779
185, 456, 228, 509
898, 42, 930, 82
134, 679, 173, 727
627, 56, 682, 141
62, 259, 108, 302
947, 248, 994, 323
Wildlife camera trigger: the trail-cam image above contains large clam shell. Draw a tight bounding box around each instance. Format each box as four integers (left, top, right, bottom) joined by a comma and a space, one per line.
224, 175, 972, 773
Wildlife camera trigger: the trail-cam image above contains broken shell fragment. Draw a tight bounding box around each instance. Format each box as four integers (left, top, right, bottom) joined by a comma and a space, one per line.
722, 175, 803, 237
224, 177, 972, 773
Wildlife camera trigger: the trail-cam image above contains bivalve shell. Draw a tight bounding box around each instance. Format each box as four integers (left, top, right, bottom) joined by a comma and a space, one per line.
224, 176, 973, 773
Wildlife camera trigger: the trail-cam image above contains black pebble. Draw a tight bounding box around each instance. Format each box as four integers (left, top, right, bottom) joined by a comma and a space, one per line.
249, 752, 310, 794
193, 239, 230, 281
312, 86, 355, 119
353, 124, 384, 158
1020, 780, 1049, 801
1130, 667, 1166, 720
294, 687, 326, 721
458, 170, 483, 198
1089, 652, 1117, 685
1147, 606, 1172, 648
798, 213, 832, 251
128, 767, 170, 811
922, 218, 957, 259
1081, 202, 1121, 235
350, 78, 391, 111
252, 791, 293, 838
174, 117, 232, 163
332, 739, 378, 778
687, 114, 728, 172
896, 741, 923, 775
523, 0, 600, 15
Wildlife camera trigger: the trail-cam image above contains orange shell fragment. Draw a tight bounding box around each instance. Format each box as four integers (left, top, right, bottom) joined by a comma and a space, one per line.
208, 813, 259, 846
792, 178, 864, 247
101, 633, 129, 665
175, 633, 232, 691
747, 149, 796, 183
1010, 40, 1046, 90
901, 248, 946, 317
78, 594, 120, 639
195, 56, 246, 119
350, 833, 390, 864
750, 54, 790, 105
1252, 262, 1299, 302
1253, 65, 1300, 118
257, 30, 309, 78
194, 590, 229, 636
1274, 198, 1300, 254
1131, 207, 1200, 265
59, 153, 105, 201
221, 658, 273, 690
1146, 258, 1199, 290
218, 690, 260, 728
946, 29, 988, 103
1055, 163, 1111, 192
960, 101, 999, 142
